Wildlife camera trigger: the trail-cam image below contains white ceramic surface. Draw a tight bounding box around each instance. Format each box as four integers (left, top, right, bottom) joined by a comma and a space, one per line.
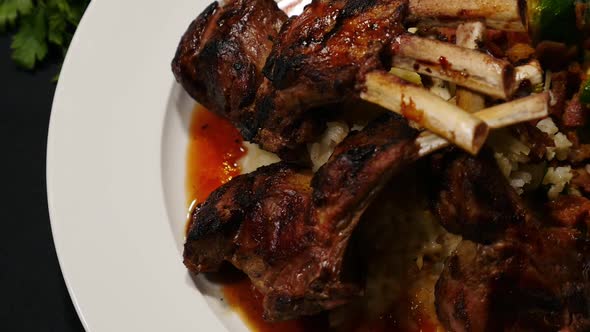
48, 0, 236, 331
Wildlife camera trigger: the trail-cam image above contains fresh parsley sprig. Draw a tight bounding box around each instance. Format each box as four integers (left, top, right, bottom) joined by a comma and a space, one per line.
0, 0, 90, 70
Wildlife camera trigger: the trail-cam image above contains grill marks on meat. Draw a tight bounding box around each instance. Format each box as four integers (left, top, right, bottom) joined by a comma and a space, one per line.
172, 0, 407, 159
174, 1, 590, 327
430, 150, 530, 243
171, 0, 287, 140
432, 153, 590, 332
437, 228, 590, 332
257, 0, 408, 154
264, 0, 407, 90
312, 114, 418, 232
173, 0, 410, 158
184, 114, 418, 320
183, 163, 313, 273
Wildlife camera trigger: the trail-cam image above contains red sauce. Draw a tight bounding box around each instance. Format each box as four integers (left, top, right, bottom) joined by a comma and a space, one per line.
401, 98, 424, 124
438, 56, 451, 71
187, 106, 439, 332
186, 105, 246, 205
222, 273, 329, 332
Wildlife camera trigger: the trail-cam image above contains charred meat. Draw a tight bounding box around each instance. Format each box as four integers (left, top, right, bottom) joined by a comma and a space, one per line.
430, 150, 531, 243
432, 152, 590, 332
184, 114, 419, 320
173, 0, 518, 158
173, 0, 590, 328
172, 0, 287, 140
257, 0, 408, 153
173, 0, 410, 157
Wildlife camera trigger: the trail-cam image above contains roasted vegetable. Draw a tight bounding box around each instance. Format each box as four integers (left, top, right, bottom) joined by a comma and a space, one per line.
528, 0, 588, 43
580, 78, 590, 104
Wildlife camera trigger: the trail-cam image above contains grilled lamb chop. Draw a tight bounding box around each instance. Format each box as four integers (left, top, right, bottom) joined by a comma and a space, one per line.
173, 0, 518, 158
257, 0, 408, 153
432, 152, 590, 332
184, 113, 419, 320
173, 0, 410, 158
171, 0, 287, 141
430, 150, 532, 243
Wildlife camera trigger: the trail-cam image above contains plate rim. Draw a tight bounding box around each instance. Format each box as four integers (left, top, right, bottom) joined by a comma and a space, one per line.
46, 0, 229, 331
47, 1, 97, 328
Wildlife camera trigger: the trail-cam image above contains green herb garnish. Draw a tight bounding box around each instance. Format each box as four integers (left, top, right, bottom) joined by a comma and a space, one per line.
0, 0, 90, 70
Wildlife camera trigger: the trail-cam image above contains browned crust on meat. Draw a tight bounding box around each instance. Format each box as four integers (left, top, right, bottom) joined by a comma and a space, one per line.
433, 153, 590, 332
171, 0, 287, 140
436, 226, 590, 332
184, 162, 312, 273
184, 113, 418, 320
312, 113, 419, 231
430, 150, 530, 243
253, 0, 409, 154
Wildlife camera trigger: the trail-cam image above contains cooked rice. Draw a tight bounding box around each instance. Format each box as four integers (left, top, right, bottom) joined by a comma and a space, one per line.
238, 142, 281, 174
488, 130, 537, 194
509, 171, 533, 194
536, 117, 573, 161
308, 121, 351, 171
487, 117, 574, 198
536, 117, 559, 135
240, 114, 576, 199
543, 166, 574, 199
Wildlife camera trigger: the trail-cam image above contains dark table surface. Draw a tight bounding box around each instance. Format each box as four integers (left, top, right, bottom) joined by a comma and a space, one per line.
0, 35, 85, 331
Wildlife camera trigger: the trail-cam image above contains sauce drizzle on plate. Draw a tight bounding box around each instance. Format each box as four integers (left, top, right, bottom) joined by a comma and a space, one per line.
186, 105, 245, 205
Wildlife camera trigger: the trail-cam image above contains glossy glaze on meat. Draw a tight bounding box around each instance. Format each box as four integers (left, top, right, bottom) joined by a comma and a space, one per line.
184, 114, 419, 320
432, 152, 590, 332
171, 0, 287, 140
257, 0, 408, 154
174, 0, 590, 328
173, 0, 411, 159
429, 150, 531, 243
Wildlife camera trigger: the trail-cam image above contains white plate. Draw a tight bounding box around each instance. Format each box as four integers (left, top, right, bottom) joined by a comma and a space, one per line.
46, 0, 304, 331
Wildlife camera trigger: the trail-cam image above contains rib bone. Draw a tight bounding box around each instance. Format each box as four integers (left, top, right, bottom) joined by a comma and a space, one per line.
278, 0, 526, 31
392, 35, 514, 99
361, 71, 489, 155
407, 0, 526, 31
476, 92, 549, 128
455, 22, 486, 113
417, 92, 550, 156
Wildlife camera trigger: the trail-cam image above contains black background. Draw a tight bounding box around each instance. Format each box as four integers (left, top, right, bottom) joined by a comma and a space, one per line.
0, 35, 85, 331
